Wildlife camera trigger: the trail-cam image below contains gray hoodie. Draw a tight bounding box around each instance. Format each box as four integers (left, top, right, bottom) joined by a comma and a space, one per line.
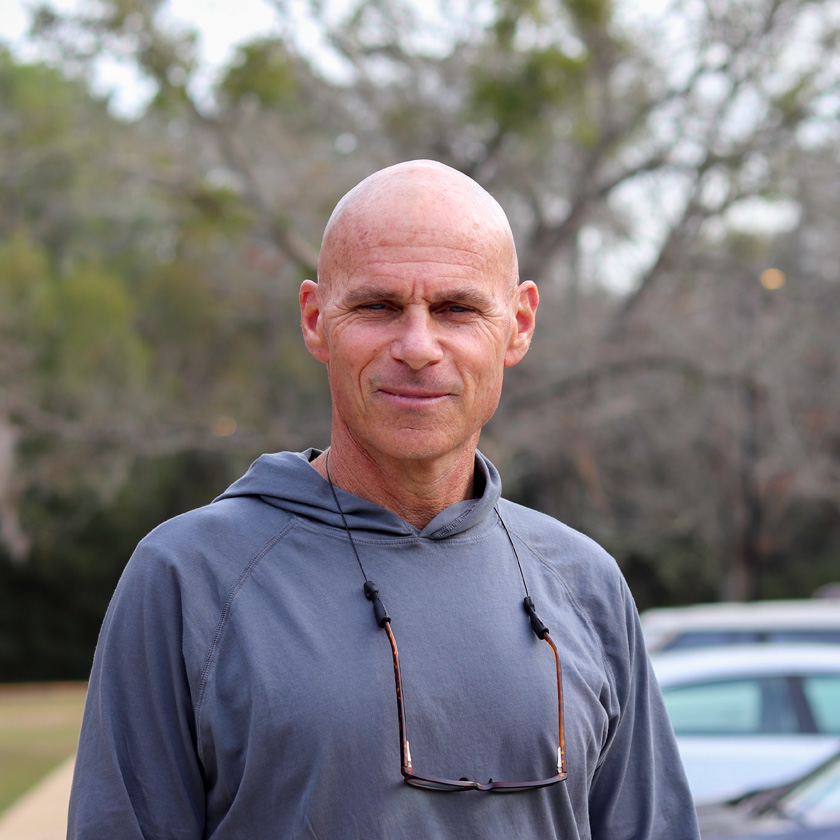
68, 449, 698, 839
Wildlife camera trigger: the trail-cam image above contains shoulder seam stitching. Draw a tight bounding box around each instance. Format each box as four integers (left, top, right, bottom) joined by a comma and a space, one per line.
495, 500, 619, 711
194, 516, 299, 756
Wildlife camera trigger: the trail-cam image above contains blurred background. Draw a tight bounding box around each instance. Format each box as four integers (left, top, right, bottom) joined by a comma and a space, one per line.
1, 0, 840, 830
3, 0, 838, 682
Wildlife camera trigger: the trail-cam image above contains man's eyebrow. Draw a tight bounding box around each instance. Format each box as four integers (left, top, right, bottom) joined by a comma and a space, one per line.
341, 285, 401, 305
341, 284, 495, 308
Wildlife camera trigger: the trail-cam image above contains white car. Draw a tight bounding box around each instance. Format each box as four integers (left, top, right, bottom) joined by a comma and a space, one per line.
697, 748, 840, 839
641, 599, 840, 654
651, 645, 840, 802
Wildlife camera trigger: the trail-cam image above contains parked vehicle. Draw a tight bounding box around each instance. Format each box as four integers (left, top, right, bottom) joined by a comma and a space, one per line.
697, 748, 840, 839
651, 645, 840, 802
641, 599, 840, 654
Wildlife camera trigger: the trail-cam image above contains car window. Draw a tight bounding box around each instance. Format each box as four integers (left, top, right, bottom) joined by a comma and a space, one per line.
767, 630, 840, 645
801, 675, 840, 734
662, 677, 799, 735
665, 631, 758, 650
664, 629, 840, 651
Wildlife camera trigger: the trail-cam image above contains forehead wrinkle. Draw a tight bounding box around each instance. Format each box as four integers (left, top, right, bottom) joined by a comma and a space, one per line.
344, 226, 513, 281
357, 246, 494, 270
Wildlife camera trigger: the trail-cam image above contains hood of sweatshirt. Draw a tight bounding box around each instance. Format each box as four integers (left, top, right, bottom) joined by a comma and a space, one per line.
214, 449, 502, 540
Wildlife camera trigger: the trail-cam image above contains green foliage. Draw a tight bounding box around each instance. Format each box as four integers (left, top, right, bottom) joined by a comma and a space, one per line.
136, 257, 231, 400
0, 451, 237, 682
566, 0, 613, 29
0, 47, 77, 142
492, 0, 612, 44
492, 0, 541, 47
45, 262, 148, 403
185, 182, 251, 228
0, 230, 148, 413
472, 46, 588, 133
771, 77, 812, 128
0, 50, 101, 252
469, 0, 621, 142
220, 39, 301, 108
0, 231, 50, 319
0, 46, 135, 269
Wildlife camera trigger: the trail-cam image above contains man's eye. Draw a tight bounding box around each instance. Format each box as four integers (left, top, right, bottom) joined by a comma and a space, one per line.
360, 302, 389, 311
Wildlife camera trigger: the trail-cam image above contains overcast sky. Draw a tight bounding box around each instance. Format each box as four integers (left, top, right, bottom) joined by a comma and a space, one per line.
1, 0, 676, 116
2, 0, 278, 58
1, 0, 289, 113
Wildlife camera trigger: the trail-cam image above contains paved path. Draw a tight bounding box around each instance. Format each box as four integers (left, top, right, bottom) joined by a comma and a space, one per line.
0, 754, 74, 840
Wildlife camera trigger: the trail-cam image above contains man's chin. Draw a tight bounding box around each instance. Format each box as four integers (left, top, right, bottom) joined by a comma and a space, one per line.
365, 428, 478, 465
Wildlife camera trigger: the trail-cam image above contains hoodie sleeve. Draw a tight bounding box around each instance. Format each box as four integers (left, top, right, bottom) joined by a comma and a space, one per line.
67, 540, 206, 840
587, 579, 699, 840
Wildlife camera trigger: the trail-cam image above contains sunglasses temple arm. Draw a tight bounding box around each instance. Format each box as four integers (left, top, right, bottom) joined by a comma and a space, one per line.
363, 582, 413, 774
544, 632, 566, 775
383, 621, 413, 774
522, 596, 565, 775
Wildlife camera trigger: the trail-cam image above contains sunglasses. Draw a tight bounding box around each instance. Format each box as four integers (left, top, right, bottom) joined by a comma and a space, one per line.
327, 455, 567, 793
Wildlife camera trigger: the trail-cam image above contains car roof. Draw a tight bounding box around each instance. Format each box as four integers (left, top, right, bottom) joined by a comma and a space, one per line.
641, 599, 840, 650
651, 643, 840, 686
707, 829, 840, 840
641, 599, 840, 632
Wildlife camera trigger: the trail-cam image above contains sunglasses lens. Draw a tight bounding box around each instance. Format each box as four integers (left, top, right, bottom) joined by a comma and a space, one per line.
405, 776, 473, 792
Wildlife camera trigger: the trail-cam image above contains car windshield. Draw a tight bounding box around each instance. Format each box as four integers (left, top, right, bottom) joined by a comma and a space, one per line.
780, 754, 840, 827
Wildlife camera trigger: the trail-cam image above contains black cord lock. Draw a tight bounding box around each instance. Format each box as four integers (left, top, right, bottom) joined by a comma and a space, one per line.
523, 596, 549, 639
364, 580, 391, 628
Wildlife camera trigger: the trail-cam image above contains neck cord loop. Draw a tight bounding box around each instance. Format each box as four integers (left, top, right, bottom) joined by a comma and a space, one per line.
324, 448, 548, 639
494, 507, 529, 598
495, 506, 550, 639
325, 449, 391, 627
324, 449, 367, 579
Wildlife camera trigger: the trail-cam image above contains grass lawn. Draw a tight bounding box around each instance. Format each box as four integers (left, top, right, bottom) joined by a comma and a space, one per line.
0, 683, 87, 814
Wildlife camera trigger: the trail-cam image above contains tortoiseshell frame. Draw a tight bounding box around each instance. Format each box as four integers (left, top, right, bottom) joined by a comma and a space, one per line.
382, 622, 567, 793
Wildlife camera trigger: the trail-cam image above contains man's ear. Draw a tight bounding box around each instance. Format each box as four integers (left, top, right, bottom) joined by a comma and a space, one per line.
504, 280, 539, 368
300, 279, 329, 363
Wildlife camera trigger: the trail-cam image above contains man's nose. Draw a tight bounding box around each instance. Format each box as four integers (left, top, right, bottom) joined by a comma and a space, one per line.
390, 311, 444, 370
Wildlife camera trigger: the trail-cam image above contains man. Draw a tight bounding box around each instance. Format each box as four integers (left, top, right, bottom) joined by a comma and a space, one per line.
68, 160, 699, 839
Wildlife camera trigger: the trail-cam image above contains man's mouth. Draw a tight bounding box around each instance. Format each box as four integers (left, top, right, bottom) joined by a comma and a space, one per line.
376, 386, 453, 405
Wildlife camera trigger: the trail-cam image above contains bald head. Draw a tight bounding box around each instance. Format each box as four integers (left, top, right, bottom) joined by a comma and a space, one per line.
317, 160, 519, 291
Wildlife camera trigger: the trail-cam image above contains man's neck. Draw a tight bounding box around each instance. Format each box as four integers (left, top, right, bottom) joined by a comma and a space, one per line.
309, 442, 477, 529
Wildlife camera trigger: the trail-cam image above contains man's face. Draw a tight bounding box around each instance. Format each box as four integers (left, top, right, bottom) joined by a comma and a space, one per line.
302, 190, 537, 468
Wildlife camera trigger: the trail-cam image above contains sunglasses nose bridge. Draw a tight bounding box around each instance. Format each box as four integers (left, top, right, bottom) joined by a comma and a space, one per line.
472, 779, 494, 791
